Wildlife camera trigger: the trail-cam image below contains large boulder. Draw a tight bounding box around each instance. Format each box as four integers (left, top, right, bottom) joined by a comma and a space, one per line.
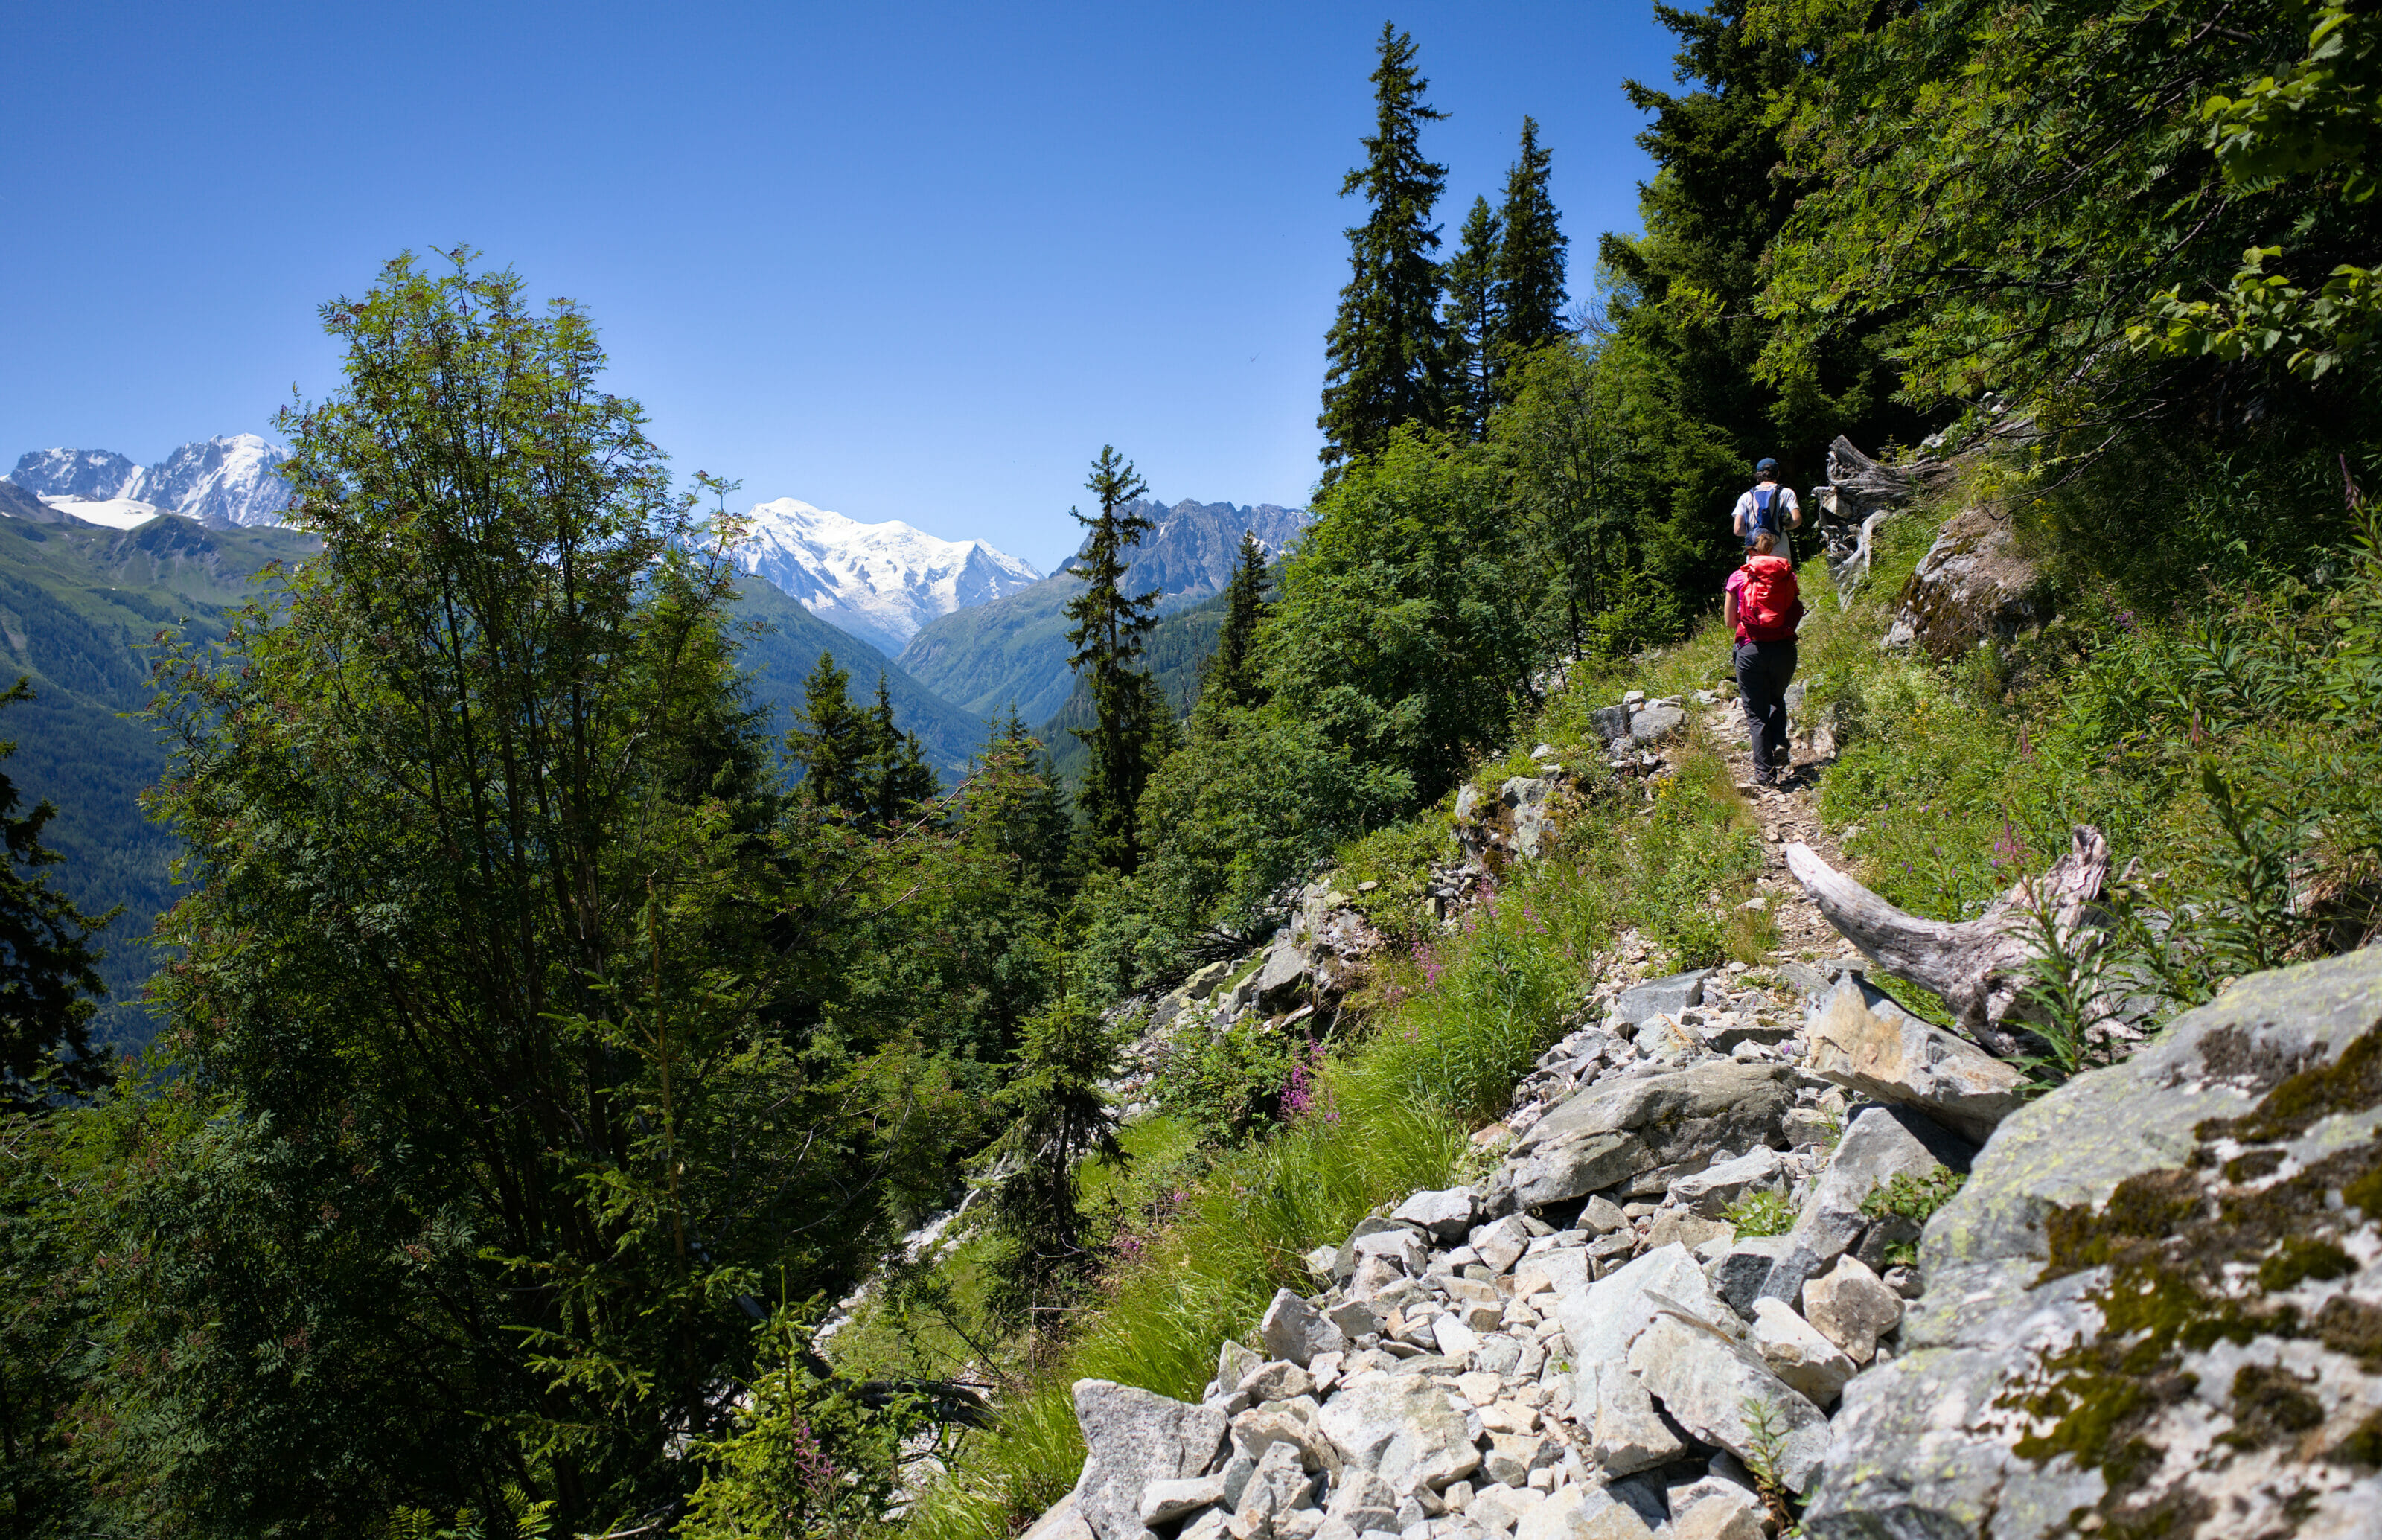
1880, 505, 2048, 659
1629, 1311, 1832, 1495
1073, 1381, 1231, 1540
1314, 1371, 1483, 1495
1804, 974, 2025, 1144
1802, 948, 2382, 1539
1510, 1062, 1795, 1209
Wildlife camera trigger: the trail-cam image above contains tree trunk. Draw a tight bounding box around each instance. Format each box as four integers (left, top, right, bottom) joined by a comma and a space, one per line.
1783, 825, 2111, 1058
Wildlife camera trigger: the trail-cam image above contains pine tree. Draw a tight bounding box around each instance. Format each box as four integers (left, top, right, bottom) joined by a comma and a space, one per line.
1062, 447, 1163, 874
966, 709, 1076, 898
1318, 22, 1450, 473
1197, 532, 1274, 726
786, 656, 936, 834
1492, 116, 1569, 375
1442, 196, 1504, 439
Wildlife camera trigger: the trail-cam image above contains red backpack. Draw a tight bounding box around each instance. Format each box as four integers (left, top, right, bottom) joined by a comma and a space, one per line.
1738, 555, 1801, 640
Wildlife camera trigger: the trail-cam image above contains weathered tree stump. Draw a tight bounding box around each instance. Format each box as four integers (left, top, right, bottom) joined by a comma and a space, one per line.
1784, 826, 2112, 1058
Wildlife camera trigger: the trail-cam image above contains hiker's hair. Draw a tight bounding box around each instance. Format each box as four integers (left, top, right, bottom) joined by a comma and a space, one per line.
1751, 531, 1778, 555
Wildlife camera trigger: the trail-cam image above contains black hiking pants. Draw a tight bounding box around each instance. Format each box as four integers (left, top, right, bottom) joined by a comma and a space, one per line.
1734, 638, 1797, 781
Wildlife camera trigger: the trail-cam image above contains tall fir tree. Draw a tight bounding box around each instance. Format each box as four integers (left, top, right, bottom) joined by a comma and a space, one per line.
965, 709, 1076, 900
787, 651, 872, 817
1318, 22, 1449, 473
1442, 197, 1504, 439
787, 655, 936, 834
0, 677, 109, 1109
1062, 447, 1164, 874
1492, 116, 1569, 372
1195, 532, 1274, 727
859, 676, 938, 833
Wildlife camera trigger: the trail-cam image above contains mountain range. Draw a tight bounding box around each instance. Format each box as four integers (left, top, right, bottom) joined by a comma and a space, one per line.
897, 498, 1309, 724
12, 435, 296, 528
731, 496, 1042, 656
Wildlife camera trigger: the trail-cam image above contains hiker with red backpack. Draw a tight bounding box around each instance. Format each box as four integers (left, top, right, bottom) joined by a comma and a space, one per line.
1733, 457, 1801, 562
1725, 528, 1804, 789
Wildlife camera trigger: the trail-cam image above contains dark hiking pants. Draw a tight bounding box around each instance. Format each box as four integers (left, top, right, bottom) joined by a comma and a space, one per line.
1734, 638, 1797, 781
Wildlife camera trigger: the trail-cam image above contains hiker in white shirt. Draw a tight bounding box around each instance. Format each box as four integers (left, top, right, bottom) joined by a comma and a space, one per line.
1732, 457, 1801, 563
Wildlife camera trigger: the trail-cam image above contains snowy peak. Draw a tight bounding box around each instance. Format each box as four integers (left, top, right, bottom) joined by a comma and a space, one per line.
141, 435, 294, 528
12, 448, 143, 502
735, 497, 1041, 657
8, 435, 293, 530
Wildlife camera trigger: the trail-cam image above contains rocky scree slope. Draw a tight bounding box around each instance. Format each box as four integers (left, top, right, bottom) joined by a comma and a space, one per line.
1029, 681, 2382, 1540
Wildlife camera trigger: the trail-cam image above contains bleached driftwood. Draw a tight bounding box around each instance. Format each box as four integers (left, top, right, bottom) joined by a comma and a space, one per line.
1784, 826, 2112, 1058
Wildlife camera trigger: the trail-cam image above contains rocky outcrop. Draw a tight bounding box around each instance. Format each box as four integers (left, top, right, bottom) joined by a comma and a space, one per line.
1803, 974, 2025, 1144
1804, 946, 2382, 1539
1880, 505, 2048, 658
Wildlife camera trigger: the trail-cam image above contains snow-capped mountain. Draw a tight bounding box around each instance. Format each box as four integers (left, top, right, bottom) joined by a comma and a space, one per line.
8, 435, 293, 529
734, 497, 1041, 657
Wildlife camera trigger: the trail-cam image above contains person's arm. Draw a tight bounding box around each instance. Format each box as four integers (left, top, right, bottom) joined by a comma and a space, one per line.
1723, 589, 1739, 636
1733, 498, 1746, 536
1788, 488, 1804, 528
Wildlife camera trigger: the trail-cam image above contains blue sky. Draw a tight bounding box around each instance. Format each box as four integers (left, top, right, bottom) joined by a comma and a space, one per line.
2, 1, 1678, 573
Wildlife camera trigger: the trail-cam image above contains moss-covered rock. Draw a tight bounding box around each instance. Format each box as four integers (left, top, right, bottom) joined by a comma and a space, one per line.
1804, 946, 2382, 1538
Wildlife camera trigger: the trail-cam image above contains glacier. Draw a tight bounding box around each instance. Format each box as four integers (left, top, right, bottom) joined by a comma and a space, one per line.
731, 497, 1041, 658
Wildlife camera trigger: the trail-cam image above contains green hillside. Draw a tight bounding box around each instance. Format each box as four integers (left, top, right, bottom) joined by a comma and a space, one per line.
0, 513, 982, 1049
0, 511, 322, 1047
896, 570, 1085, 723
731, 574, 989, 780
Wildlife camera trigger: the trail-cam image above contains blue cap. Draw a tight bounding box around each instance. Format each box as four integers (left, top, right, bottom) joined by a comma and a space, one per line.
1755, 457, 1778, 475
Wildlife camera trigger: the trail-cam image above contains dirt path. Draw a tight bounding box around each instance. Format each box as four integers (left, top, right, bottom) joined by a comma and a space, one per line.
1693, 694, 1865, 969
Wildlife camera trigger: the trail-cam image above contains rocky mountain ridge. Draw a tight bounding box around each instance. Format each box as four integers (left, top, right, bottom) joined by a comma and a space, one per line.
10, 435, 296, 529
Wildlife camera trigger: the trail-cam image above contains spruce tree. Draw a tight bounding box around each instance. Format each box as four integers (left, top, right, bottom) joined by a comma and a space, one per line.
860, 675, 938, 833
1061, 447, 1163, 874
967, 709, 1076, 898
1198, 531, 1274, 725
787, 651, 872, 817
0, 677, 109, 1109
1492, 116, 1569, 376
1318, 22, 1449, 473
1442, 196, 1504, 439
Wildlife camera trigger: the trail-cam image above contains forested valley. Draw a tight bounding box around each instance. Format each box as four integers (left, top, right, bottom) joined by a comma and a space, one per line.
4, 1, 2381, 1536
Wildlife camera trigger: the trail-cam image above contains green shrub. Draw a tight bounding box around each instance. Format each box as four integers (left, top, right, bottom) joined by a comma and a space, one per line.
1727, 1191, 1795, 1239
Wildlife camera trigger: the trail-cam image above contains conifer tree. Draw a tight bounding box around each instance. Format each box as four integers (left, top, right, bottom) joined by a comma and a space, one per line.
788, 651, 872, 817
966, 709, 1076, 898
1442, 196, 1505, 439
1318, 22, 1450, 473
860, 675, 938, 832
1197, 532, 1274, 726
1492, 116, 1569, 375
0, 677, 109, 1109
1062, 447, 1163, 874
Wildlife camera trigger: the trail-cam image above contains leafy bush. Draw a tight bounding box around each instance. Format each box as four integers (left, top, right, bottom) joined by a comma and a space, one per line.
1152, 1020, 1304, 1147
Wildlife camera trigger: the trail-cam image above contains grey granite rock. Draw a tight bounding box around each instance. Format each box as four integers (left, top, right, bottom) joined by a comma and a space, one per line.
1315, 1372, 1484, 1495
1260, 1291, 1350, 1367
1804, 974, 2026, 1144
1761, 1104, 1971, 1303
1803, 948, 2382, 1539
1627, 1311, 1830, 1494
1392, 1187, 1478, 1242
1073, 1380, 1231, 1540
1613, 971, 1709, 1027
1510, 1062, 1793, 1209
